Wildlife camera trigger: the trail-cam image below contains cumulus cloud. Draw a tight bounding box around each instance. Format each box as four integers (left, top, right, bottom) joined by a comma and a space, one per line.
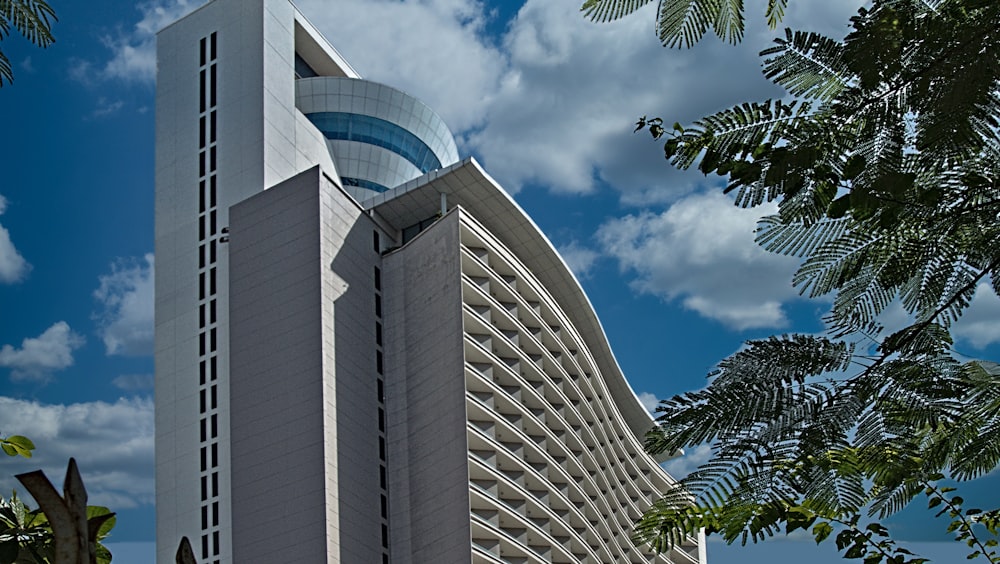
637, 391, 660, 415
93, 254, 155, 356
76, 0, 203, 84
597, 191, 801, 330
0, 396, 154, 509
0, 195, 30, 284
298, 0, 507, 134
952, 283, 1000, 349
89, 97, 125, 119
661, 443, 713, 480
557, 240, 600, 279
91, 0, 864, 199
112, 373, 155, 391
0, 322, 84, 381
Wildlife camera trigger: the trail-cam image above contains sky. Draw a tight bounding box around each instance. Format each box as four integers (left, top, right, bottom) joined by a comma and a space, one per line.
0, 0, 999, 562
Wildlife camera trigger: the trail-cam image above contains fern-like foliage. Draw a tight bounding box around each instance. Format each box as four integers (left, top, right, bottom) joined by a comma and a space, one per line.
626, 0, 1000, 558
581, 0, 753, 48
0, 0, 57, 86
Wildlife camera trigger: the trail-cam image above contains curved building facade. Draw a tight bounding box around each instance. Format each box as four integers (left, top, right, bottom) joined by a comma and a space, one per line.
296, 77, 459, 199
155, 1, 703, 563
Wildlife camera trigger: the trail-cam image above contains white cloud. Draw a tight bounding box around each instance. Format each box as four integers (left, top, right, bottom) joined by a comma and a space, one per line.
89, 97, 125, 119
0, 195, 30, 284
93, 254, 155, 356
92, 0, 864, 201
0, 322, 84, 381
112, 373, 154, 391
661, 443, 713, 480
597, 191, 802, 330
84, 0, 204, 84
952, 283, 1000, 349
637, 391, 660, 415
0, 396, 154, 509
298, 0, 507, 133
557, 240, 600, 279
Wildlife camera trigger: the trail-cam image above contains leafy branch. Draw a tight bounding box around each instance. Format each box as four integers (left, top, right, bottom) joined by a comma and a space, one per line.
0, 435, 34, 459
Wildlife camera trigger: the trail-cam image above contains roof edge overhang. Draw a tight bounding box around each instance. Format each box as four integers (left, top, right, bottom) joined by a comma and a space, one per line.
367, 158, 660, 443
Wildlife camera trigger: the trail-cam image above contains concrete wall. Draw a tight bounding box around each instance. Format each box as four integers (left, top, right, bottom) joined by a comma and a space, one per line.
229, 166, 387, 562
383, 211, 472, 563
156, 1, 354, 561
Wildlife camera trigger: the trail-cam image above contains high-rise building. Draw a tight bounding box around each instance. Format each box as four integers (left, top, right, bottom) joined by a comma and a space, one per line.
154, 1, 704, 562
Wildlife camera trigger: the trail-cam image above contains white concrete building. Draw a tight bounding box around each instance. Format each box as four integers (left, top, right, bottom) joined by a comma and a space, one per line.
155, 1, 703, 562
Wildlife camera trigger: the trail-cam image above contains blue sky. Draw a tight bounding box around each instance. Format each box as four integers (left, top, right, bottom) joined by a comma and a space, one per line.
1, 0, 999, 562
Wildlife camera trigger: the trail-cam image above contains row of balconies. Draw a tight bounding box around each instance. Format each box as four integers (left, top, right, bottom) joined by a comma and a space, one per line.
465, 363, 668, 563
457, 216, 699, 562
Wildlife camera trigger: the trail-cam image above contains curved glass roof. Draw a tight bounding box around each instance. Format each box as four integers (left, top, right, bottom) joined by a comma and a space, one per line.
306, 112, 442, 174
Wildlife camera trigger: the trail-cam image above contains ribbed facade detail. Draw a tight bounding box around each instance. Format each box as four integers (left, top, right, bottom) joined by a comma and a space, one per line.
455, 213, 700, 564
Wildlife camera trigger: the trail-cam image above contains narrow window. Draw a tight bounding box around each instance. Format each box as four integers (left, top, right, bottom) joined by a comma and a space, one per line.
201, 535, 208, 559
211, 414, 218, 439
199, 116, 207, 148
210, 32, 217, 61
200, 389, 206, 413
376, 352, 383, 375
209, 146, 217, 173
200, 418, 207, 442
199, 332, 206, 356
199, 304, 206, 328
209, 268, 217, 295
210, 111, 217, 143
375, 294, 382, 317
200, 447, 207, 472
201, 506, 208, 529
199, 245, 206, 269
210, 176, 217, 207
210, 210, 217, 235
210, 328, 217, 353
212, 531, 220, 555
374, 266, 381, 291
199, 70, 207, 113
201, 476, 208, 501
212, 473, 219, 497
373, 231, 380, 253
210, 385, 217, 409
199, 37, 207, 67
211, 443, 218, 468
200, 361, 207, 386
210, 356, 218, 381
209, 65, 217, 107
375, 322, 383, 346
377, 378, 384, 402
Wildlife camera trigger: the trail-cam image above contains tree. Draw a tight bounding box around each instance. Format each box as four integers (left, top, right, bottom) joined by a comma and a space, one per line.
1, 440, 115, 564
583, 0, 1000, 561
0, 0, 56, 86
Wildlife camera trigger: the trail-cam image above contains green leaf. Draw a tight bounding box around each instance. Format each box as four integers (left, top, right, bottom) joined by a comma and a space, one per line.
0, 540, 19, 563
813, 521, 834, 544
864, 553, 884, 564
845, 542, 867, 558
